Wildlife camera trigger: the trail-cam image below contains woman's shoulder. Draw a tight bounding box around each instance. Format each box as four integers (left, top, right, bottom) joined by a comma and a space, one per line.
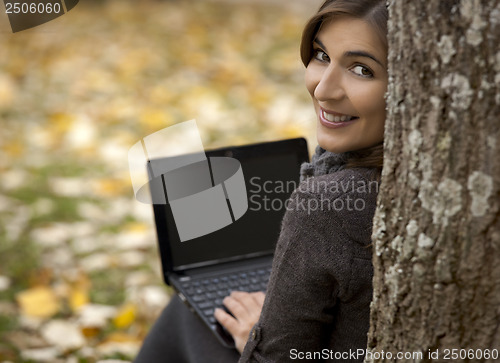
285, 167, 379, 248
293, 167, 380, 200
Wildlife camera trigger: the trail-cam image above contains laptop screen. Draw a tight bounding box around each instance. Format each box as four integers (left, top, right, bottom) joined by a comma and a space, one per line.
151, 138, 309, 272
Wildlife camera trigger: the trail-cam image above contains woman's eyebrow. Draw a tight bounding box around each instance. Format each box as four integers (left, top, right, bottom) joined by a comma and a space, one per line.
344, 50, 384, 68
313, 38, 327, 50
313, 38, 384, 68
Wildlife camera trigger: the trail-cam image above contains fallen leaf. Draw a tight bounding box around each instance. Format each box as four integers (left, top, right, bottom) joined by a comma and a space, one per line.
97, 332, 142, 358
78, 304, 117, 329
2, 140, 24, 158
91, 177, 130, 198
104, 332, 139, 343
96, 340, 140, 358
0, 275, 12, 291
21, 347, 59, 362
81, 326, 100, 339
16, 286, 60, 318
124, 222, 149, 233
48, 112, 75, 137
139, 108, 174, 132
69, 287, 89, 312
65, 272, 90, 312
41, 320, 86, 350
113, 303, 136, 329
0, 74, 16, 108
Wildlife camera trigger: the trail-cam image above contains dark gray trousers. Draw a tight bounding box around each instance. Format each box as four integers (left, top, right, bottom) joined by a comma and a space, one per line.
134, 295, 240, 363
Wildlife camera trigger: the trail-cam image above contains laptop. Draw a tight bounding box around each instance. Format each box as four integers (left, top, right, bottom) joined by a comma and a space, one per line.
149, 137, 309, 347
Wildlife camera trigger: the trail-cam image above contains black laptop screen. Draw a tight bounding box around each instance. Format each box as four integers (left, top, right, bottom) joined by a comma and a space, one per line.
152, 138, 309, 272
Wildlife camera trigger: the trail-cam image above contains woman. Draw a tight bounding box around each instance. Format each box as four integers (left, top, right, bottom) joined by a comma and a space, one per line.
135, 0, 387, 361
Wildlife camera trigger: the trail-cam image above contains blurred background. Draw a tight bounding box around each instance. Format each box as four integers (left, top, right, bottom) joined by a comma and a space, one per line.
0, 0, 322, 361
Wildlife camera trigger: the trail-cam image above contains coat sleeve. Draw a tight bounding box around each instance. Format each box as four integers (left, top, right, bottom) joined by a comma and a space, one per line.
238, 172, 369, 363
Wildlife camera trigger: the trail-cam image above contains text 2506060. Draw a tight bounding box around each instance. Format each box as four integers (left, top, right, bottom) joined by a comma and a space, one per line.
5, 1, 62, 14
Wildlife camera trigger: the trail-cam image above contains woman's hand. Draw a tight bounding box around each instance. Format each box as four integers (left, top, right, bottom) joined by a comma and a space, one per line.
214, 291, 265, 354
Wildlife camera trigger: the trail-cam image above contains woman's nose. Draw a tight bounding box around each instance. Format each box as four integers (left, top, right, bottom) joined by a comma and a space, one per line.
314, 64, 346, 102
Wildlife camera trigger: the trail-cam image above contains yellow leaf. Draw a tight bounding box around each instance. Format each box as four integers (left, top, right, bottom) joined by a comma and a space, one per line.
16, 286, 60, 318
149, 86, 174, 105
2, 140, 25, 158
0, 74, 16, 108
48, 112, 74, 135
91, 177, 129, 198
69, 287, 89, 312
113, 303, 136, 329
124, 222, 148, 233
104, 332, 140, 343
249, 87, 274, 110
139, 109, 174, 132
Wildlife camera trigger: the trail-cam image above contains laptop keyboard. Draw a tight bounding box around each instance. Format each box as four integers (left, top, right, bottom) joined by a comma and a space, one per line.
179, 265, 271, 325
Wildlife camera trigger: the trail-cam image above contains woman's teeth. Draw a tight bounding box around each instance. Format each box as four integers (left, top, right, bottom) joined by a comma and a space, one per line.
323, 110, 355, 122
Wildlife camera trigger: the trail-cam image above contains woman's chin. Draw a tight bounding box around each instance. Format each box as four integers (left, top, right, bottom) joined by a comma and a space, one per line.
317, 133, 348, 154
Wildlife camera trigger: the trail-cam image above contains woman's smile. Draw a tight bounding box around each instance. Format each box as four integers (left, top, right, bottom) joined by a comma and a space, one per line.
319, 107, 359, 128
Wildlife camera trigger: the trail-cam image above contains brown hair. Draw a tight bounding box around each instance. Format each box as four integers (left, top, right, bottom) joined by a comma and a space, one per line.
301, 0, 388, 177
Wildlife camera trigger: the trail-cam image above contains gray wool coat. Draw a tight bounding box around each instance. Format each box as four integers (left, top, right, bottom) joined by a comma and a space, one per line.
239, 166, 378, 363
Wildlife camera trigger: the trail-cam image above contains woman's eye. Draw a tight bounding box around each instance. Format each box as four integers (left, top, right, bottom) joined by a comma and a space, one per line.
351, 65, 373, 78
314, 50, 330, 62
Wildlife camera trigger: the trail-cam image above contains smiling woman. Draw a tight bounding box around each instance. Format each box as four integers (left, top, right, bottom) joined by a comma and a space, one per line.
134, 1, 388, 362
302, 0, 388, 172
305, 17, 387, 154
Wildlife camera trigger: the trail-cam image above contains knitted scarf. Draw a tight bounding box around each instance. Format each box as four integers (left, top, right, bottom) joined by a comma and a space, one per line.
299, 145, 350, 182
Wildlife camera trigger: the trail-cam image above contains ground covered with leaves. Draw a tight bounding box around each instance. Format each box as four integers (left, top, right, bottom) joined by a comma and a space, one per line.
0, 0, 318, 361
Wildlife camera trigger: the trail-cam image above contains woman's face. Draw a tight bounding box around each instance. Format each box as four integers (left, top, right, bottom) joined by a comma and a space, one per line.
305, 16, 388, 153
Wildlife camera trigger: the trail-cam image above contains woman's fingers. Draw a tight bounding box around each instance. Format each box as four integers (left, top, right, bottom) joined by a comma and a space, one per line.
228, 291, 261, 314
214, 291, 266, 354
214, 308, 239, 335
222, 292, 250, 319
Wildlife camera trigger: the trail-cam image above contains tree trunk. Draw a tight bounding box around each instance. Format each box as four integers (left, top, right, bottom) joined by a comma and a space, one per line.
367, 0, 500, 362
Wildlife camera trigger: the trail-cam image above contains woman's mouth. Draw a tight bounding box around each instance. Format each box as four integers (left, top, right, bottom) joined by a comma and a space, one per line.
319, 108, 359, 128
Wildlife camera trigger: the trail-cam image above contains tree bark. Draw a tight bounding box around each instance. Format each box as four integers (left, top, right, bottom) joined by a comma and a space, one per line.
367, 0, 500, 362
